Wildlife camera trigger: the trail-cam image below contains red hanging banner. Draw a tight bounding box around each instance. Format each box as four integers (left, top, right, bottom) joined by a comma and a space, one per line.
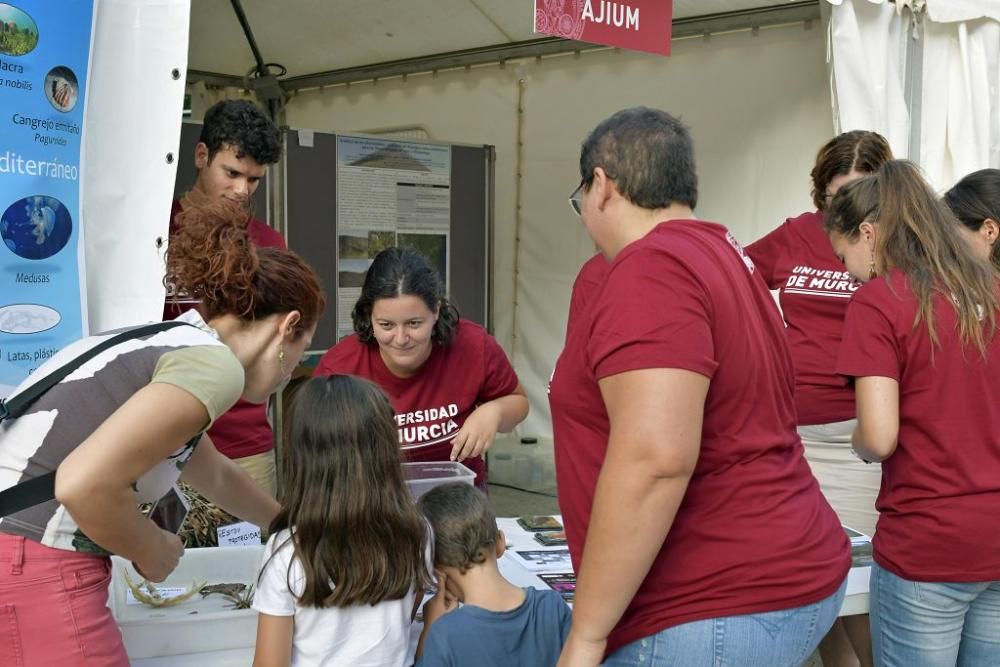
534, 0, 673, 57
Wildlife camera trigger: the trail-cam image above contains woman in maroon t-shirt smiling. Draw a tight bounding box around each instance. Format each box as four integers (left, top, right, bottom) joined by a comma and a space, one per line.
829, 161, 1000, 666
314, 247, 528, 488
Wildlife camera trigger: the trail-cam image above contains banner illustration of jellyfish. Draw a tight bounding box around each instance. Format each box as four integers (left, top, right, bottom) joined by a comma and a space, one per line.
0, 0, 95, 396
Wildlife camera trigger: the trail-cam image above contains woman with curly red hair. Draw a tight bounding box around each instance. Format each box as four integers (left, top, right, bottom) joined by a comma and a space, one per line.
0, 196, 325, 665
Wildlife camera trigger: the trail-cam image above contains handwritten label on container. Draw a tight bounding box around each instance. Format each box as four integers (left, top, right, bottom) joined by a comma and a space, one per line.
217, 521, 262, 548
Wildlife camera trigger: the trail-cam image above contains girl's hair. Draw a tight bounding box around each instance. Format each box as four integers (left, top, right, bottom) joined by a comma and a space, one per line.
944, 168, 1000, 271
165, 193, 324, 338
268, 375, 429, 608
811, 130, 893, 211
351, 247, 459, 345
826, 160, 998, 353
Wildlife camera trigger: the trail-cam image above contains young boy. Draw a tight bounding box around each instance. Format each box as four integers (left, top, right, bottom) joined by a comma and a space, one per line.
416, 482, 572, 666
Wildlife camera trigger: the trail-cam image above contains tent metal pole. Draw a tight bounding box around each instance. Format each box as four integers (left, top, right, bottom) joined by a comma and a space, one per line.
229, 0, 266, 75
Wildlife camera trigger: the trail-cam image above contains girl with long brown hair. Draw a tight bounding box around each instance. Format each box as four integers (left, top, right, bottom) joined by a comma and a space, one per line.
252, 375, 431, 667
827, 160, 1000, 666
0, 198, 325, 664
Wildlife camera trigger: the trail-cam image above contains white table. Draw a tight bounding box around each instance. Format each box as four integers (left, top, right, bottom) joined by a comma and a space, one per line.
132, 648, 253, 666
130, 517, 870, 665
496, 517, 871, 618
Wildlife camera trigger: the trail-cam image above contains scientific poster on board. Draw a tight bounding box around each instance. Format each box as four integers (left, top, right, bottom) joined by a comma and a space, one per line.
0, 0, 94, 397
335, 135, 451, 340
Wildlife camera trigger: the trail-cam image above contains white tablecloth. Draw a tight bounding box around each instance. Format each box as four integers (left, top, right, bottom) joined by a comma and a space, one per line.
131, 516, 870, 665
495, 517, 870, 616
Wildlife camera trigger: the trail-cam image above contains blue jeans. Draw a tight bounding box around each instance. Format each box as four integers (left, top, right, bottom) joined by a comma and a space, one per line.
870, 562, 1000, 667
604, 580, 846, 666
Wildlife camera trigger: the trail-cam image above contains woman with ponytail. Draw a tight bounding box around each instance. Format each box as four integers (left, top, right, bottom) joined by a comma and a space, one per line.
944, 168, 1000, 272
0, 196, 325, 665
827, 160, 1000, 666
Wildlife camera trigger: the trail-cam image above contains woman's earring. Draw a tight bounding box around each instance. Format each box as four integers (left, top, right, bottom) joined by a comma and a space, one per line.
868, 250, 877, 281
278, 345, 287, 373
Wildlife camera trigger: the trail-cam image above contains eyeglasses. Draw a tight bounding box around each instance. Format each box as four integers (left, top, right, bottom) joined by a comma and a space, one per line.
568, 181, 584, 217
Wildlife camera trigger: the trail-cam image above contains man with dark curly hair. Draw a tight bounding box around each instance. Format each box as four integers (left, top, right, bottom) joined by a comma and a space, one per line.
164, 99, 285, 496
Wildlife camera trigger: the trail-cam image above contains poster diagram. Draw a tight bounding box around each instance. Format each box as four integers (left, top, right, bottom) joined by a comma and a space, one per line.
335, 135, 451, 339
0, 1, 94, 397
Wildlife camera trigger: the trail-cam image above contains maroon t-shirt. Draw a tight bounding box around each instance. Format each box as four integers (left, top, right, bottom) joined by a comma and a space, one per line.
550, 220, 850, 654
565, 253, 609, 342
164, 199, 287, 460
313, 320, 520, 486
746, 211, 859, 425
837, 271, 1000, 582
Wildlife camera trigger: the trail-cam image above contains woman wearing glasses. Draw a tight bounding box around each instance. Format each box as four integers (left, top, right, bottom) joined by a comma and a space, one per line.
552, 107, 850, 667
313, 247, 528, 489
745, 130, 892, 667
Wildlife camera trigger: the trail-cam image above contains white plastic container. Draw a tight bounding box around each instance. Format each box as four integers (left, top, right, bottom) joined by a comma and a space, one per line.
403, 461, 475, 499
110, 545, 264, 659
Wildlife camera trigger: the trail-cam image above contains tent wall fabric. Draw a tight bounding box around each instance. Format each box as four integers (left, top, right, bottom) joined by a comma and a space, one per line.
284, 23, 832, 441
920, 17, 1000, 188
827, 0, 1000, 189
926, 0, 1000, 24
827, 0, 911, 158
83, 0, 190, 332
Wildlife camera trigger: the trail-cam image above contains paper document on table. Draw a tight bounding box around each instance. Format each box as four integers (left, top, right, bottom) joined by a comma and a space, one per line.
843, 525, 871, 545
507, 549, 573, 572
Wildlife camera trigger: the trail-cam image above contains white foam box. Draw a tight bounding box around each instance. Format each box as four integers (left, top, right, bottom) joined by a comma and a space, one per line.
403, 461, 475, 499
110, 545, 264, 659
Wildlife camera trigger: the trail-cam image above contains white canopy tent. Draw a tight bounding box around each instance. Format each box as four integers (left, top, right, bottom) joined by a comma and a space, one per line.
83, 0, 1000, 450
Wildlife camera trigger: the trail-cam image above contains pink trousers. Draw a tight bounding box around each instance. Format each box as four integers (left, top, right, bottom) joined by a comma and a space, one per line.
0, 532, 129, 666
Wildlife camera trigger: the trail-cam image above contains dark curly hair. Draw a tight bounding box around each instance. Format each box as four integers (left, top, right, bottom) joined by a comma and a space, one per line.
351, 247, 459, 345
199, 100, 281, 165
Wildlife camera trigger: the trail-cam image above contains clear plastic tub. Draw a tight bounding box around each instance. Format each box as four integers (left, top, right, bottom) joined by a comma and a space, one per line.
110, 545, 263, 659
403, 461, 475, 499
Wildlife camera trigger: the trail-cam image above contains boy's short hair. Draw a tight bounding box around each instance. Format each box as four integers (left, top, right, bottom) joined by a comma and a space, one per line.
199, 99, 281, 165
418, 483, 499, 574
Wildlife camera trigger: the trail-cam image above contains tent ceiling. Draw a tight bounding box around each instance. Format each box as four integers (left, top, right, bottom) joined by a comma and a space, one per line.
189, 1, 819, 81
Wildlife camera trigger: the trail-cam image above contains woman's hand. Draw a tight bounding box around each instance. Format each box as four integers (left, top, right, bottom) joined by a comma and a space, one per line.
54, 383, 211, 577
133, 528, 185, 582
450, 402, 502, 462
557, 630, 607, 667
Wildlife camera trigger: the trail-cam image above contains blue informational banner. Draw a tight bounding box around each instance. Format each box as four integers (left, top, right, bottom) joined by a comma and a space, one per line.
0, 0, 94, 396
